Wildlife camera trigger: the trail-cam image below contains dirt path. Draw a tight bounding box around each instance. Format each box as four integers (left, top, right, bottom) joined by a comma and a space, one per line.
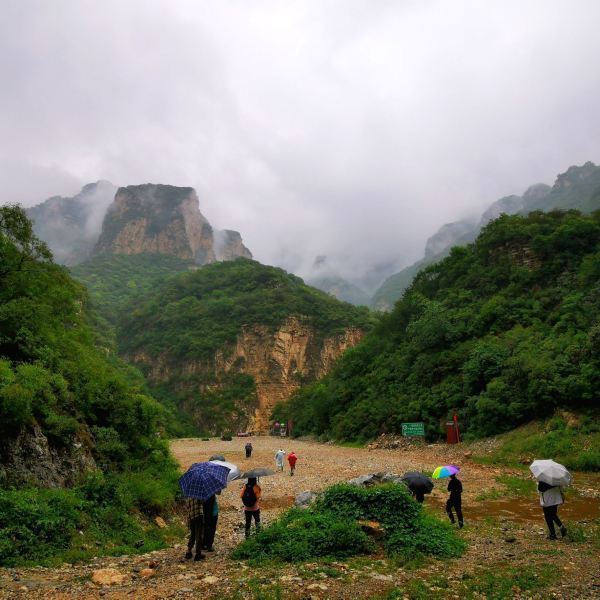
1, 437, 598, 599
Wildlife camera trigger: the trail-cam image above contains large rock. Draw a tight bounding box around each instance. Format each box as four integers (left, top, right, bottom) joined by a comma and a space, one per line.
92, 568, 127, 586
94, 184, 216, 263
295, 491, 319, 507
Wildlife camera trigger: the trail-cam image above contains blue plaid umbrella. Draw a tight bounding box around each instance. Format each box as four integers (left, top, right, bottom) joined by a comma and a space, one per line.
179, 462, 230, 501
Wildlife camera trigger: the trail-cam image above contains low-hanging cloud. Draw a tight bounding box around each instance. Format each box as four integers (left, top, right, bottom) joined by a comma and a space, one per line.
1, 0, 600, 288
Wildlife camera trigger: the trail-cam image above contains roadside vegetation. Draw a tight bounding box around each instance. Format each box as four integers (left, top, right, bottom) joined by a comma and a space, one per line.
0, 206, 180, 566
232, 483, 466, 563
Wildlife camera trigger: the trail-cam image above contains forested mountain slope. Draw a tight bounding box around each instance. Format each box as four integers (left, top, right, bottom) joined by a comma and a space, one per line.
117, 259, 375, 434
373, 161, 600, 310
0, 206, 179, 565
275, 210, 600, 443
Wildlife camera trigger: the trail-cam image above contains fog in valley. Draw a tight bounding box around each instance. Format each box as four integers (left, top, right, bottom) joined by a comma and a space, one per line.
2, 0, 600, 289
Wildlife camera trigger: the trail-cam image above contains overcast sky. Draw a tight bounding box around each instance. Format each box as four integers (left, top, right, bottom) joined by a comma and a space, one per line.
2, 0, 600, 283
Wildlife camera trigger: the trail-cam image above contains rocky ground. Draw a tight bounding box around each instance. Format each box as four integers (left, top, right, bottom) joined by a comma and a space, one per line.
1, 436, 599, 599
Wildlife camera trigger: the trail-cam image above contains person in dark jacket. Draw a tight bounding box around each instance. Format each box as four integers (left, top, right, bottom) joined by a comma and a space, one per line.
245, 442, 253, 459
185, 495, 215, 561
446, 474, 463, 527
538, 481, 567, 539
412, 490, 425, 503
203, 492, 220, 552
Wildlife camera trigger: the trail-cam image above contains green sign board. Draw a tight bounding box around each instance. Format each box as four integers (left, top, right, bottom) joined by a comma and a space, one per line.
401, 422, 425, 437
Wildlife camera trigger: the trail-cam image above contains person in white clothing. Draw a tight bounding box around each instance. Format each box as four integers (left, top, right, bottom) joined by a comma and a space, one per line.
538, 481, 567, 539
275, 449, 286, 472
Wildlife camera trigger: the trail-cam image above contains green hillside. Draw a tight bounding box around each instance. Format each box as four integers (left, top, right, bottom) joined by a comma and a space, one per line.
275, 210, 600, 460
71, 253, 194, 325
373, 161, 600, 310
116, 259, 374, 434
0, 206, 179, 565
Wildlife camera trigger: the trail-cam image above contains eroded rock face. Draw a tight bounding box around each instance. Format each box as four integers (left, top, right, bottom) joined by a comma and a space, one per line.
214, 229, 252, 261
94, 184, 216, 263
132, 317, 364, 434
0, 424, 96, 488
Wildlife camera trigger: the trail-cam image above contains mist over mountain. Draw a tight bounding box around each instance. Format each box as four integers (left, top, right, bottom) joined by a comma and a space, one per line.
373, 161, 600, 310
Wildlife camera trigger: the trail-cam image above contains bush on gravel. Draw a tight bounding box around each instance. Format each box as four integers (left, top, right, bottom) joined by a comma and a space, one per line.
231, 483, 466, 563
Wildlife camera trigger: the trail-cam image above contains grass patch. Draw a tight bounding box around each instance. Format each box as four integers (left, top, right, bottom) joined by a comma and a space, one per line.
475, 474, 535, 501
231, 483, 466, 564
473, 411, 600, 472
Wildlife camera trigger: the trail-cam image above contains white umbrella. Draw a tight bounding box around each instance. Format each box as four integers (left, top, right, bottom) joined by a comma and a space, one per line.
209, 460, 241, 483
529, 459, 572, 486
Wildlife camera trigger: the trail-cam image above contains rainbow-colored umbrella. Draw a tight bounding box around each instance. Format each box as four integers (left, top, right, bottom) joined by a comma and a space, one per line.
432, 465, 460, 479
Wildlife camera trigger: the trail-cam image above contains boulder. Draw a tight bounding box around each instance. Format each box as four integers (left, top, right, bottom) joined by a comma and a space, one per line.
92, 568, 126, 586
154, 516, 167, 528
295, 491, 319, 507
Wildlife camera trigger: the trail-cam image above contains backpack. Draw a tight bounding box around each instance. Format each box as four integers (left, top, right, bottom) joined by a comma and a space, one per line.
242, 484, 257, 507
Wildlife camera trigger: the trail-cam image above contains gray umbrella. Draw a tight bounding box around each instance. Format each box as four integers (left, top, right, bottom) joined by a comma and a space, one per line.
529, 460, 572, 486
241, 468, 275, 479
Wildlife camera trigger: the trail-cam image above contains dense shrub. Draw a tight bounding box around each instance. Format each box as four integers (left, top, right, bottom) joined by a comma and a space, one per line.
232, 483, 465, 563
231, 509, 373, 562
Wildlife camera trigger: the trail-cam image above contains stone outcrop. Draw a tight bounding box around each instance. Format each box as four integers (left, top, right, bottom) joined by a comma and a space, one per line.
0, 424, 96, 488
93, 184, 252, 264
214, 229, 252, 261
132, 317, 363, 434
94, 184, 216, 263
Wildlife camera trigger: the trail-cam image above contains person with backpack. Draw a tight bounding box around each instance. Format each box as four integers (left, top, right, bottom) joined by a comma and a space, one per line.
245, 442, 253, 459
287, 451, 297, 476
240, 477, 261, 538
445, 474, 464, 528
275, 449, 286, 472
538, 481, 567, 539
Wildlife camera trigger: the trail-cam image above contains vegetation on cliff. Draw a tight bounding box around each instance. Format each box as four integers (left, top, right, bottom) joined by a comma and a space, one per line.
114, 259, 374, 434
0, 206, 180, 565
275, 210, 600, 461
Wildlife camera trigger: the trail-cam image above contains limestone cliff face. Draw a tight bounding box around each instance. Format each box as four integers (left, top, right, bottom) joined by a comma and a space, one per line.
93, 184, 252, 264
131, 317, 363, 433
94, 184, 216, 263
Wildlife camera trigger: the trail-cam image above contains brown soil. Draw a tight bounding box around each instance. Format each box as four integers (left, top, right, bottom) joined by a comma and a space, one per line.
0, 436, 598, 599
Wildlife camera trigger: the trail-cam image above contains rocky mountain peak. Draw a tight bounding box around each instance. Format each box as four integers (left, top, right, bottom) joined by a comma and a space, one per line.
553, 161, 597, 191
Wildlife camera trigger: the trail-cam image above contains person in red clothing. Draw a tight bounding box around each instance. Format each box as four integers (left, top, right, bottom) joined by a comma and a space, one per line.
287, 451, 298, 476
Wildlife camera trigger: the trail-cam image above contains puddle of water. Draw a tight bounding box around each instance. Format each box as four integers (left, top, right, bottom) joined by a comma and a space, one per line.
427, 494, 600, 522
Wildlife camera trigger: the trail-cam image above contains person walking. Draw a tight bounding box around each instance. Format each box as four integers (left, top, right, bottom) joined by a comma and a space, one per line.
287, 451, 297, 476
241, 477, 261, 538
446, 473, 464, 528
202, 492, 219, 552
185, 495, 215, 561
275, 449, 286, 472
538, 481, 567, 539
245, 442, 253, 459
412, 490, 425, 503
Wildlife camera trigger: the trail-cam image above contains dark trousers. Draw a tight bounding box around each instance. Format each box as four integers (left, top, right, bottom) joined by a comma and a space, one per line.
203, 514, 218, 549
446, 496, 463, 525
543, 505, 562, 537
245, 449, 252, 458
187, 516, 204, 555
244, 510, 261, 537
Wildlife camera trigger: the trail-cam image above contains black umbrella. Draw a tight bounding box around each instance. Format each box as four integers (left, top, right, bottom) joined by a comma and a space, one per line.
241, 468, 275, 479
401, 472, 434, 494
209, 454, 226, 462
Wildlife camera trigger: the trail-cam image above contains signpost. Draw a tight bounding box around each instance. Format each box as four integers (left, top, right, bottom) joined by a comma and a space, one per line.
401, 422, 425, 437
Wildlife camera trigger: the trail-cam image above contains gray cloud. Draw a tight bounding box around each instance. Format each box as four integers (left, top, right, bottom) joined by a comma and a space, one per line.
2, 0, 600, 288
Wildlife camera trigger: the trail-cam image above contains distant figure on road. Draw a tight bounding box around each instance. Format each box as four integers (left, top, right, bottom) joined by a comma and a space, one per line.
245, 442, 253, 459
241, 477, 261, 538
538, 481, 567, 539
287, 451, 297, 476
275, 448, 286, 472
446, 474, 464, 528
